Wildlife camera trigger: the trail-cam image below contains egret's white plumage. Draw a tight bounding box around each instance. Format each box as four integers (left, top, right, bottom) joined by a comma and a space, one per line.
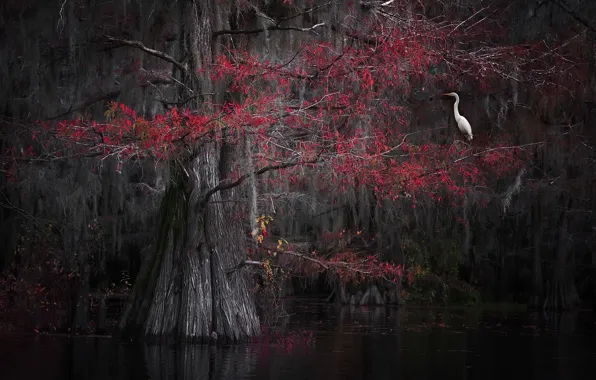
443, 92, 473, 141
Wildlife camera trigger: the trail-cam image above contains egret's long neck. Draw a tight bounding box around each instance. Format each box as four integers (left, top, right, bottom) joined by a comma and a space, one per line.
452, 95, 461, 119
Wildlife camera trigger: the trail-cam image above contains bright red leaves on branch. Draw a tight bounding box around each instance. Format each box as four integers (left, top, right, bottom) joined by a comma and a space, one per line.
49, 4, 528, 204
43, 1, 554, 286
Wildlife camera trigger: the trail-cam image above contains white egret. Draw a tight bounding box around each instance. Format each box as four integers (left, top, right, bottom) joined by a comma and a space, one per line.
443, 92, 473, 141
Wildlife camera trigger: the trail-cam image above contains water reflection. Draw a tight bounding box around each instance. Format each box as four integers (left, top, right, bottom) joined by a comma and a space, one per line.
144, 344, 258, 380
0, 303, 594, 380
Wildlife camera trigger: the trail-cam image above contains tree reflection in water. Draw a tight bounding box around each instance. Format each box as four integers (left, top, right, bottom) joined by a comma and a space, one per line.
143, 344, 258, 380
0, 304, 595, 380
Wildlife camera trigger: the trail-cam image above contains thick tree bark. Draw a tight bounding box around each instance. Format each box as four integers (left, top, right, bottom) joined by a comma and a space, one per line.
118, 150, 260, 342
116, 0, 261, 342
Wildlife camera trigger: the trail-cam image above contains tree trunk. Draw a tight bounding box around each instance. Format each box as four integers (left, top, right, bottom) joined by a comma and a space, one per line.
528, 201, 543, 309
95, 294, 107, 334
543, 193, 578, 310
116, 0, 259, 342
118, 150, 260, 343
70, 263, 91, 332
461, 194, 472, 281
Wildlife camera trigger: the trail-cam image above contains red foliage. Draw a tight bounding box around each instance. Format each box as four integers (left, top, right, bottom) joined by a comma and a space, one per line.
24, 1, 574, 289
47, 15, 526, 201
328, 251, 405, 284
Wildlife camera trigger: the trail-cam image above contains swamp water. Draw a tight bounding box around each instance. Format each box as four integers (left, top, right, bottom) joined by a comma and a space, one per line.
1, 300, 595, 380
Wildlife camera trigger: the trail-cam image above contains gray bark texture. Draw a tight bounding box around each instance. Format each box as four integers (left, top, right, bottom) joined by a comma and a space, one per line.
118, 0, 260, 342
119, 152, 260, 342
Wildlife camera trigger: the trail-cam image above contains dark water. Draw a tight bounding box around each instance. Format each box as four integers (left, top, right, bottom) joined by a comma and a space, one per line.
1, 301, 595, 380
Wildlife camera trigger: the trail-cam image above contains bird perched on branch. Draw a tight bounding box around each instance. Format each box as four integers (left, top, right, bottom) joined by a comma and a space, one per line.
443, 92, 473, 141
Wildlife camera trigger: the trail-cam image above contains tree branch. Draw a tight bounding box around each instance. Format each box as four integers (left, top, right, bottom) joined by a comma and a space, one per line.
226, 260, 270, 274
360, 0, 396, 9
548, 0, 596, 34
160, 92, 216, 110
452, 142, 545, 164
278, 250, 329, 270
213, 23, 325, 38
101, 35, 188, 73
45, 90, 121, 121
201, 153, 323, 204
226, 250, 329, 275
278, 2, 332, 23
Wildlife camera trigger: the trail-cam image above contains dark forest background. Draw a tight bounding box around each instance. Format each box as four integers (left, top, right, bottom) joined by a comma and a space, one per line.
1, 0, 596, 335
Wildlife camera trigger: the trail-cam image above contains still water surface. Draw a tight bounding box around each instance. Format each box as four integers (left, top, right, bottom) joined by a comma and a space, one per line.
1, 300, 595, 380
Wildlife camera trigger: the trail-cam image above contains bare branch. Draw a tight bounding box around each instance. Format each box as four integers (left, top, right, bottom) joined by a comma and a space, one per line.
278, 250, 329, 270
160, 92, 216, 109
102, 35, 188, 73
548, 0, 596, 34
447, 7, 492, 37
278, 2, 332, 22
226, 260, 266, 274
202, 152, 323, 204
132, 182, 165, 194
213, 23, 325, 38
45, 90, 121, 121
360, 0, 397, 10
452, 142, 545, 164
